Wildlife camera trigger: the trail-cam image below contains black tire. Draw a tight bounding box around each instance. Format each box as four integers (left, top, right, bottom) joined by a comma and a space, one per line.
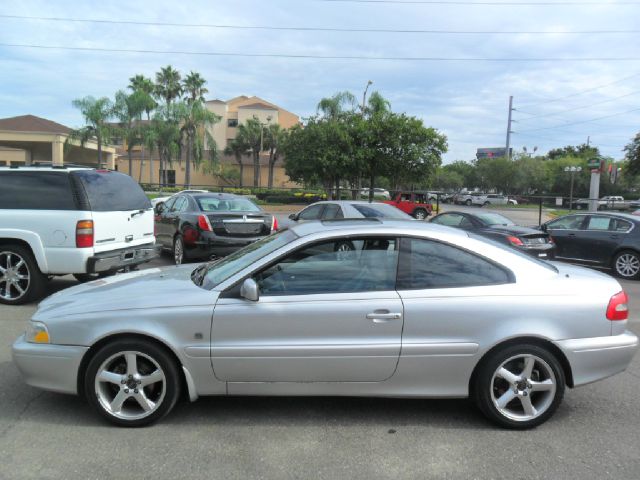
0, 244, 46, 305
483, 201, 490, 207
413, 208, 428, 220
73, 272, 111, 283
465, 199, 472, 206
84, 338, 181, 427
613, 250, 640, 280
173, 235, 185, 265
474, 344, 565, 429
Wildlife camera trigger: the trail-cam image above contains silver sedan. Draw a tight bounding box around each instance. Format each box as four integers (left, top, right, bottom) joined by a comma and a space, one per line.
13, 219, 639, 428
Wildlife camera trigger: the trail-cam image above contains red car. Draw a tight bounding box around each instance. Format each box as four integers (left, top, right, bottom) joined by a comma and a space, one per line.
383, 192, 433, 220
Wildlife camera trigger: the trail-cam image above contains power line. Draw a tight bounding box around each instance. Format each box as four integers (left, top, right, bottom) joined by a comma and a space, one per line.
517, 107, 640, 133
316, 0, 640, 5
2, 43, 640, 62
1, 14, 638, 35
517, 72, 640, 108
516, 90, 640, 121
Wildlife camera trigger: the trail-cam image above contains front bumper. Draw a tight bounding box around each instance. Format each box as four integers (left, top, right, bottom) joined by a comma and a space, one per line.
554, 331, 639, 387
88, 243, 160, 273
12, 334, 88, 395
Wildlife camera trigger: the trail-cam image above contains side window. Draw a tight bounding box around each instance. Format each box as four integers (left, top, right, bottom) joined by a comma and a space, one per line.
321, 204, 342, 219
414, 193, 427, 203
400, 193, 411, 201
163, 197, 177, 211
460, 217, 475, 228
432, 214, 464, 227
175, 196, 190, 213
548, 215, 585, 230
612, 218, 633, 232
254, 237, 398, 295
0, 172, 77, 210
397, 238, 511, 290
586, 216, 612, 231
298, 204, 324, 220
170, 197, 186, 213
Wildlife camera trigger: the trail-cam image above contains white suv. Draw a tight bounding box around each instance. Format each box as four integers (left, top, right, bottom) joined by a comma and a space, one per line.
472, 194, 518, 207
0, 166, 159, 304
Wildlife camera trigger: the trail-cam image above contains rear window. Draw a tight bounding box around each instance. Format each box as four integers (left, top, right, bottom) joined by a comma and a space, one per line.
72, 170, 151, 211
196, 196, 261, 212
0, 171, 77, 210
352, 203, 410, 219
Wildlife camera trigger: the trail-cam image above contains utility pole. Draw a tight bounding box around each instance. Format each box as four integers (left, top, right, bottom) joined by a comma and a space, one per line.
505, 95, 513, 160
586, 135, 590, 147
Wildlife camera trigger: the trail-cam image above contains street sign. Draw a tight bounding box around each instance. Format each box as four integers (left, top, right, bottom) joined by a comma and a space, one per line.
587, 157, 601, 169
476, 148, 513, 160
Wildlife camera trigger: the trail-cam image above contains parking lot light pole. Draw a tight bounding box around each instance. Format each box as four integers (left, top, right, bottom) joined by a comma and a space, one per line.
564, 166, 582, 211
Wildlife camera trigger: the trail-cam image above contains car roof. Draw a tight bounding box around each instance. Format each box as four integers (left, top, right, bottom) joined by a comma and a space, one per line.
555, 211, 640, 222
288, 218, 467, 238
309, 200, 389, 206
187, 192, 243, 199
0, 166, 92, 172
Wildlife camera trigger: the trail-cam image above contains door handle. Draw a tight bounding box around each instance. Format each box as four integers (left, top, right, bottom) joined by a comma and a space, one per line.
568, 233, 576, 237
610, 235, 619, 239
366, 312, 402, 323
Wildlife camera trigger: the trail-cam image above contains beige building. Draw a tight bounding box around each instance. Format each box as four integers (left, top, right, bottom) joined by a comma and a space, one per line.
117, 95, 300, 188
0, 115, 117, 168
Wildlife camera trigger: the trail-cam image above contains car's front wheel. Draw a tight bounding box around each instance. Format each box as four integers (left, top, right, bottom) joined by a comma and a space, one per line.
84, 338, 181, 427
465, 199, 472, 206
173, 235, 185, 265
0, 245, 46, 305
613, 250, 640, 279
413, 208, 428, 220
474, 344, 565, 429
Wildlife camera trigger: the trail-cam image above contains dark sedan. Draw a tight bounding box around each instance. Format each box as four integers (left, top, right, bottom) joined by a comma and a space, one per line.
154, 192, 277, 264
542, 212, 640, 279
430, 211, 555, 259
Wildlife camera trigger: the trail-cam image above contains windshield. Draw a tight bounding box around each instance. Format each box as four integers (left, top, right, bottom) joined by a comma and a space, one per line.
352, 203, 411, 219
475, 213, 515, 226
196, 196, 262, 212
199, 229, 298, 289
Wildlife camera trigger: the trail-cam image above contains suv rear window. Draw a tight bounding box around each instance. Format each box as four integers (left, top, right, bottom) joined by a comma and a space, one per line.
72, 170, 151, 211
0, 171, 77, 210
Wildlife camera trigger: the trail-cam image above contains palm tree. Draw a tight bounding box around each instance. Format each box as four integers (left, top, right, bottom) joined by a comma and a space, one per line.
183, 72, 208, 104
128, 74, 157, 184
235, 117, 263, 187
180, 101, 219, 187
113, 90, 149, 177
264, 124, 288, 188
67, 96, 114, 167
365, 91, 391, 117
154, 66, 183, 185
317, 91, 357, 119
224, 139, 246, 187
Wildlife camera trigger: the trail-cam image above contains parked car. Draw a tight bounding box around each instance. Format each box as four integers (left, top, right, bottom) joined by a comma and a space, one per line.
151, 189, 208, 207
289, 201, 413, 224
573, 196, 629, 211
454, 192, 483, 206
154, 192, 277, 264
430, 211, 555, 259
0, 166, 158, 304
541, 212, 640, 279
471, 194, 518, 207
13, 219, 638, 428
383, 192, 433, 219
359, 187, 391, 200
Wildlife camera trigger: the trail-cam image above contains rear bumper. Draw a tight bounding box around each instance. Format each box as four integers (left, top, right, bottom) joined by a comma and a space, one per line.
12, 334, 87, 395
516, 243, 556, 259
187, 233, 266, 258
554, 331, 639, 387
88, 243, 160, 273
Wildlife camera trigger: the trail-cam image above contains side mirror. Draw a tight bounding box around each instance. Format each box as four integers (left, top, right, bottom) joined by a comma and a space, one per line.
540, 223, 548, 232
288, 213, 298, 221
240, 278, 260, 301
155, 202, 165, 215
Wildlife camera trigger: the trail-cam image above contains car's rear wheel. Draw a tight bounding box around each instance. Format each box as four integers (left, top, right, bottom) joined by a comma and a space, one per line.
173, 235, 185, 265
0, 245, 46, 305
474, 344, 564, 429
465, 199, 472, 206
613, 250, 640, 279
413, 208, 428, 220
84, 338, 181, 427
483, 201, 490, 207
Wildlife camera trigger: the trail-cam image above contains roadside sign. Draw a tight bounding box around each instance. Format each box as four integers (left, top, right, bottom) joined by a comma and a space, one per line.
556, 197, 563, 206
587, 158, 600, 169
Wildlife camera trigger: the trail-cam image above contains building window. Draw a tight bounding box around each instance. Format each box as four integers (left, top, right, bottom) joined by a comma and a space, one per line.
0, 161, 6, 166
227, 119, 238, 128
159, 170, 176, 187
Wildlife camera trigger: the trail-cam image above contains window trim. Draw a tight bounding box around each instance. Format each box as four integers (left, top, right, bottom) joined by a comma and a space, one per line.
396, 236, 515, 291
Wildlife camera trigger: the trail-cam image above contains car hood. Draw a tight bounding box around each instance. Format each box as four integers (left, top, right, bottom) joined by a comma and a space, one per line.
483, 225, 545, 236
36, 265, 215, 318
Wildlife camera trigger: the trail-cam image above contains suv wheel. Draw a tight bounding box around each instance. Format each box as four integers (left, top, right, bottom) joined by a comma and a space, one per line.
474, 344, 564, 429
0, 245, 46, 305
465, 199, 472, 206
483, 201, 490, 207
84, 338, 181, 427
173, 235, 185, 265
613, 250, 640, 279
413, 208, 428, 220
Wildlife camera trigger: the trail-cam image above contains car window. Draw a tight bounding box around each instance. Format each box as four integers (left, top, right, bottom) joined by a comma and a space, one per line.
547, 215, 585, 230
163, 196, 177, 211
197, 196, 261, 212
611, 218, 633, 232
321, 204, 343, 219
71, 170, 150, 211
0, 172, 77, 210
352, 204, 409, 219
586, 216, 612, 231
475, 213, 515, 226
432, 213, 464, 227
396, 237, 511, 290
400, 193, 411, 201
414, 193, 427, 203
298, 204, 324, 220
170, 196, 186, 213
254, 237, 398, 295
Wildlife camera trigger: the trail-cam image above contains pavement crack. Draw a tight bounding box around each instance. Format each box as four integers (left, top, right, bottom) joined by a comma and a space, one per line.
0, 391, 45, 439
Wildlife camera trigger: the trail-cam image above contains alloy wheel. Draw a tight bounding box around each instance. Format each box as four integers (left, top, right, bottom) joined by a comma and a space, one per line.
490, 354, 556, 422
615, 253, 640, 278
94, 351, 166, 421
174, 237, 184, 265
0, 251, 30, 302
414, 210, 427, 220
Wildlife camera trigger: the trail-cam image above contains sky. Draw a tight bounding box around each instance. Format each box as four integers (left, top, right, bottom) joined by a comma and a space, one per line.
0, 0, 639, 163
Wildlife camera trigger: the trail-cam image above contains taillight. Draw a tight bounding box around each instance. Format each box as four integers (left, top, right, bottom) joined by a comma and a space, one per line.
76, 220, 94, 248
506, 235, 524, 246
547, 236, 554, 244
271, 216, 278, 233
198, 215, 212, 232
607, 291, 629, 321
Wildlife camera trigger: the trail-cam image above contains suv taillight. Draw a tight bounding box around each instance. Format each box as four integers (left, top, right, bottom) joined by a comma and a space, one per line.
607, 291, 628, 321
198, 215, 213, 232
76, 220, 94, 248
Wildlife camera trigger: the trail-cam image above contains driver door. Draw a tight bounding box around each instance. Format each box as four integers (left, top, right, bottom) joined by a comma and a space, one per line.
211, 236, 403, 383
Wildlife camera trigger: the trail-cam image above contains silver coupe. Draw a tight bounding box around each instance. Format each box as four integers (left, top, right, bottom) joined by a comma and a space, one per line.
13, 219, 638, 428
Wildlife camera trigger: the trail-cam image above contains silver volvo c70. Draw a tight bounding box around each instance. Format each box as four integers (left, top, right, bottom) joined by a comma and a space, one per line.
13, 219, 638, 428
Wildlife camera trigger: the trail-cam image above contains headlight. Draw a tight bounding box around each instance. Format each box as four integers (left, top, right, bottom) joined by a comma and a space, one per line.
25, 321, 50, 344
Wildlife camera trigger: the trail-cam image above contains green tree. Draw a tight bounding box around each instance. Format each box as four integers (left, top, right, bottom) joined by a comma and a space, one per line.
224, 139, 247, 187
432, 167, 464, 191
623, 133, 640, 175
235, 117, 264, 187
153, 66, 183, 185
316, 91, 357, 119
67, 96, 114, 167
155, 65, 182, 106
474, 156, 518, 193
264, 124, 289, 188
547, 143, 600, 161
113, 90, 149, 176
128, 75, 157, 183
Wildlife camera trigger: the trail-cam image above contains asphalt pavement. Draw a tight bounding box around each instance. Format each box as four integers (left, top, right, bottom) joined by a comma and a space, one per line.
2, 213, 640, 479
